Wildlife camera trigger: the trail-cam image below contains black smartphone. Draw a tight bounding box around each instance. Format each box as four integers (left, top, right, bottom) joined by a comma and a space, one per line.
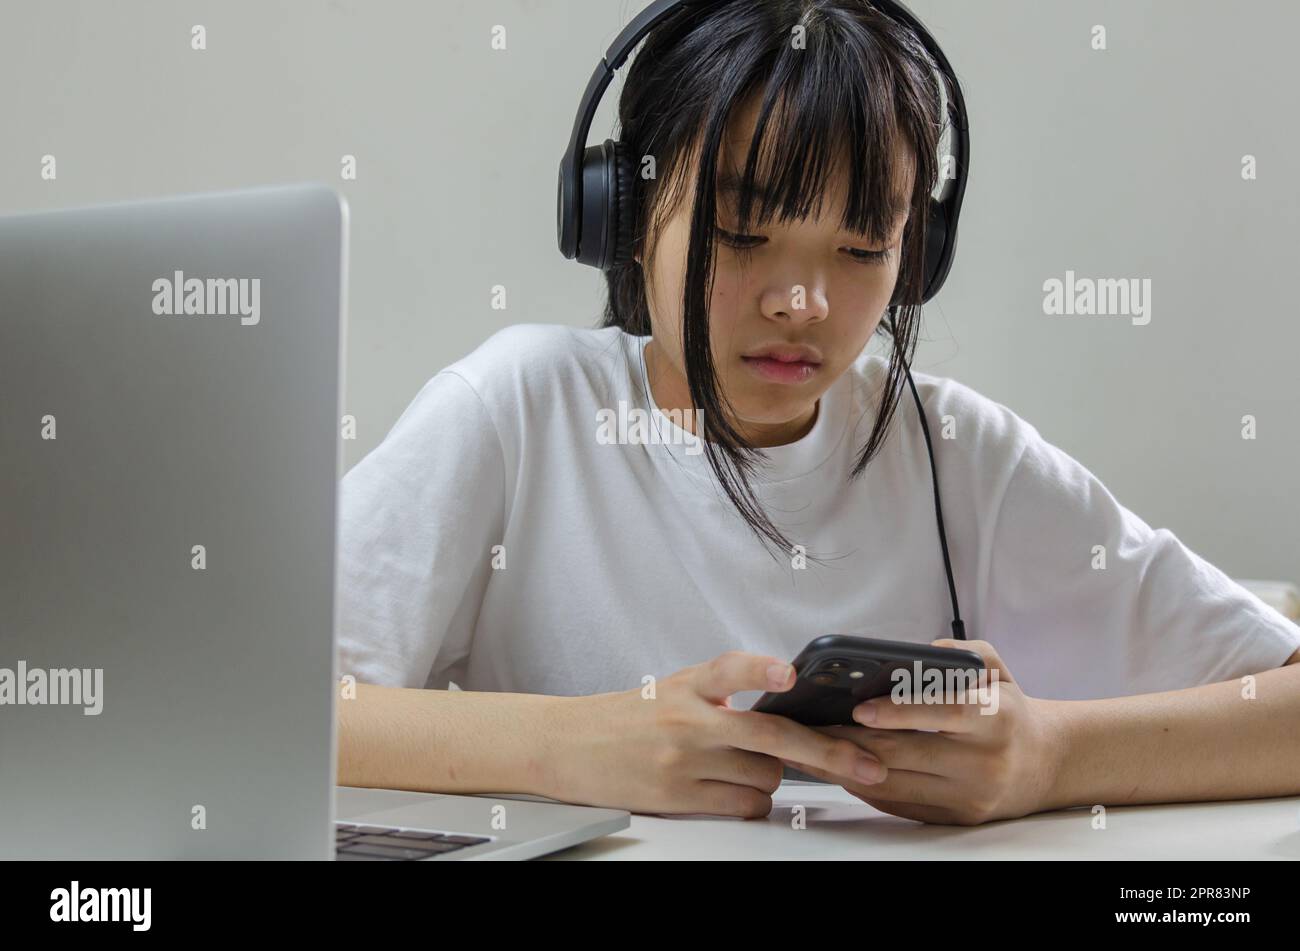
749, 634, 986, 727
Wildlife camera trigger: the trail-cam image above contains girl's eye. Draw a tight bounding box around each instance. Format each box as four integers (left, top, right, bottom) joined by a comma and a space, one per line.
845, 247, 892, 265
715, 227, 764, 251
715, 227, 891, 266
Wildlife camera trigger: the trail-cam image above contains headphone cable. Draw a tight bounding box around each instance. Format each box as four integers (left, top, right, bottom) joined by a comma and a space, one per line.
903, 359, 967, 640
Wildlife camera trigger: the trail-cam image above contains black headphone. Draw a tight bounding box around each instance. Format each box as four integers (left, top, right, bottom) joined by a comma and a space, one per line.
556, 0, 970, 640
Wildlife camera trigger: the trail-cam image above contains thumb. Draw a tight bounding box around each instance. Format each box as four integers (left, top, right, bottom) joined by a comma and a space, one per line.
931, 637, 1017, 687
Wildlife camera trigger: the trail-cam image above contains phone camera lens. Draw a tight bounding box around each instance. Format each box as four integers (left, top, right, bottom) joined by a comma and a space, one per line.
810, 672, 838, 686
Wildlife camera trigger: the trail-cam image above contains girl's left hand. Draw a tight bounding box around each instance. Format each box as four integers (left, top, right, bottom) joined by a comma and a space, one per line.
782, 639, 1067, 825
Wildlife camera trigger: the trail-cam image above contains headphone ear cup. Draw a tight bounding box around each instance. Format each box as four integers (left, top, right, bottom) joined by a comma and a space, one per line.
889, 198, 949, 309
607, 141, 637, 269
921, 198, 949, 303
577, 140, 638, 270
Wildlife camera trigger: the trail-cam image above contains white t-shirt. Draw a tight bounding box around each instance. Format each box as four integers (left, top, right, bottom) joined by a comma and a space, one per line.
337, 323, 1300, 701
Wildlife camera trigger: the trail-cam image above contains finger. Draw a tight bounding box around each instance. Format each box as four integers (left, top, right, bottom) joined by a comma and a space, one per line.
851, 687, 995, 733
696, 749, 785, 795
812, 724, 967, 777
690, 651, 794, 705
931, 638, 1017, 686
690, 780, 775, 819
791, 760, 958, 809
720, 709, 886, 785
780, 758, 874, 787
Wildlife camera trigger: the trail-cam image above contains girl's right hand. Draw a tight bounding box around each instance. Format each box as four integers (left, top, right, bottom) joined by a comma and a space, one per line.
541, 650, 887, 817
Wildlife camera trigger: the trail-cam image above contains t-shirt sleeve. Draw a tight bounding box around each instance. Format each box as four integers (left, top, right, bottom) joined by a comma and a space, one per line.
336, 370, 505, 688
978, 426, 1300, 700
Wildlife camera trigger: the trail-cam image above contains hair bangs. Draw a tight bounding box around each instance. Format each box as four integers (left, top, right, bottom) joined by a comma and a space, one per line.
721, 35, 920, 248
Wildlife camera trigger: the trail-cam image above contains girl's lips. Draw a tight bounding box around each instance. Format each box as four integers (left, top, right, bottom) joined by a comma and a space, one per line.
741, 356, 821, 384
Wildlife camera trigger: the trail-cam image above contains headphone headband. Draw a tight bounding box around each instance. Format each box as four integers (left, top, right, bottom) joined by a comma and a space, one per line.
557, 1, 719, 262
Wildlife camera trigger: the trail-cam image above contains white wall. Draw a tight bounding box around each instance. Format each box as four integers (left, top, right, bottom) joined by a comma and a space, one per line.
3, 0, 1296, 580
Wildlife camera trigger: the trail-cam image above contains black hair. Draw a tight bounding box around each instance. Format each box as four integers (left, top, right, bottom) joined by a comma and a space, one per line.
600, 0, 947, 562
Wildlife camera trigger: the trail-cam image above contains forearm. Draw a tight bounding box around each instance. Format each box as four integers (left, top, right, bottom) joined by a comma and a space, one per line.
337, 682, 576, 797
1041, 663, 1300, 810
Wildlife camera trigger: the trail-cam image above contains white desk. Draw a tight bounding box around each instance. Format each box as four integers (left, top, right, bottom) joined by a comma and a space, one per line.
543, 781, 1300, 860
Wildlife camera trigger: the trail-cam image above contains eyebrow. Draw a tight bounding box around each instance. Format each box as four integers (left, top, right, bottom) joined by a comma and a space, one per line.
715, 170, 909, 230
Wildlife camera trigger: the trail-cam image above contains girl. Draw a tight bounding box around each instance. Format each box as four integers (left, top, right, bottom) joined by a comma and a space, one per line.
335, 0, 1300, 825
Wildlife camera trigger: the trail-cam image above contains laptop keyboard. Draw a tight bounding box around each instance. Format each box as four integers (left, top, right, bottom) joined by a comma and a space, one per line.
334, 822, 493, 860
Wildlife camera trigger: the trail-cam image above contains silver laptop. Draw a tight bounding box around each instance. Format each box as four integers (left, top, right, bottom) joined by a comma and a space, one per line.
0, 184, 629, 860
